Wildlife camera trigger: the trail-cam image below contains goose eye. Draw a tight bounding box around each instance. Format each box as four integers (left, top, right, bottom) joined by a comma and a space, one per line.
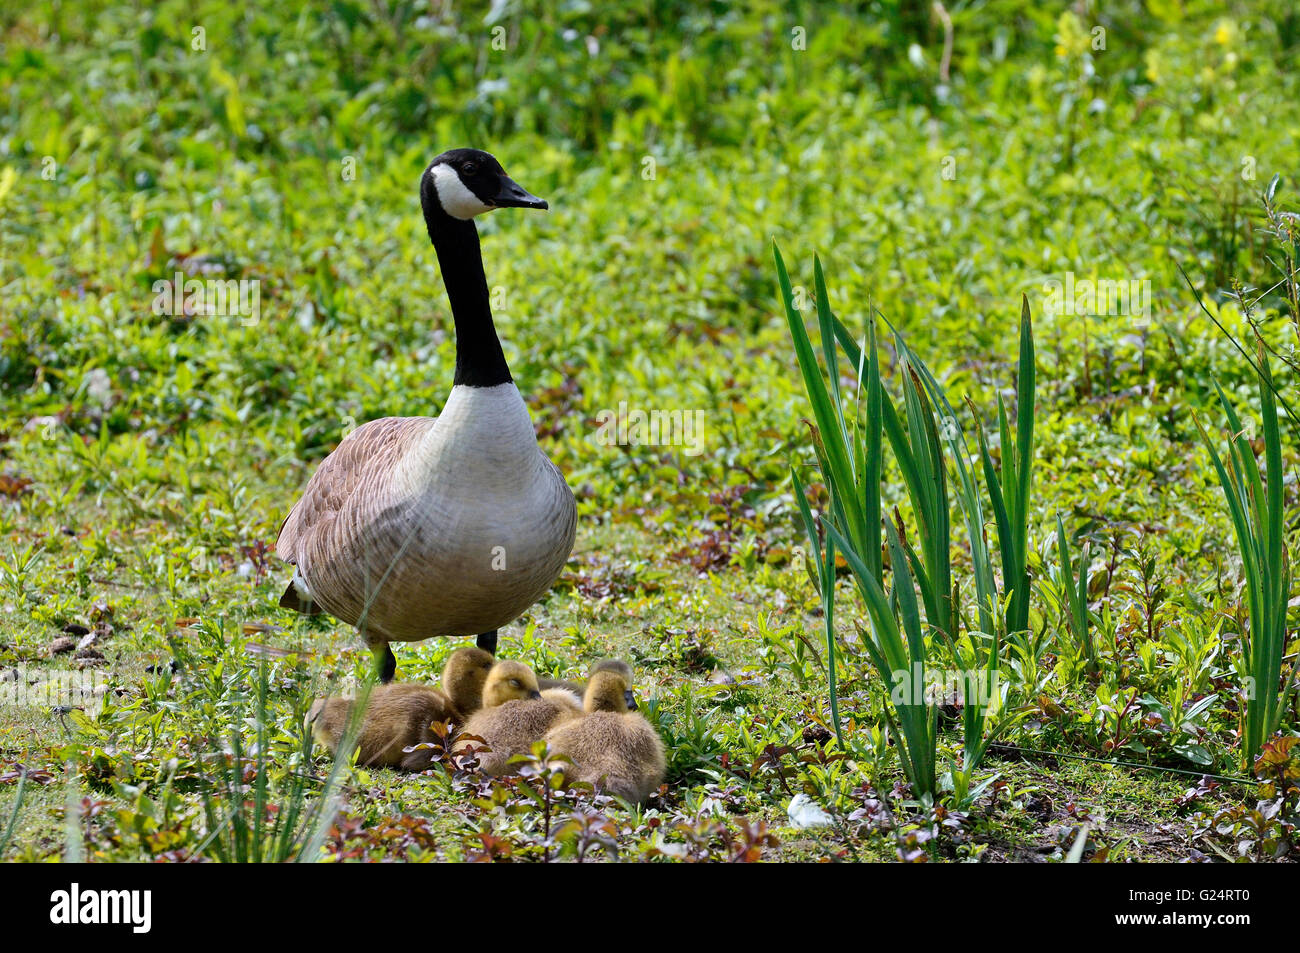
462, 162, 477, 175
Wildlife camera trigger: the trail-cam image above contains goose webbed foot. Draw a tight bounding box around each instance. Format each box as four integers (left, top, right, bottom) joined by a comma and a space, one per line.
476, 630, 498, 656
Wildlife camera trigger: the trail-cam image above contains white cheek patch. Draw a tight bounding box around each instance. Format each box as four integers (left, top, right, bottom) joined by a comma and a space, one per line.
430, 163, 493, 219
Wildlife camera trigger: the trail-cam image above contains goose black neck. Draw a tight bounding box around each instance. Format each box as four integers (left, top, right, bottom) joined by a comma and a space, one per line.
423, 201, 512, 388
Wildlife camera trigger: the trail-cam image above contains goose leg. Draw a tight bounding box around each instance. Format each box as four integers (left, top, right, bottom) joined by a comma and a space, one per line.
476, 630, 498, 655
373, 643, 397, 683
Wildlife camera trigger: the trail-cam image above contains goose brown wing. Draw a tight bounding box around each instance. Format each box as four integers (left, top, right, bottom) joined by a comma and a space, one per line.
276, 416, 438, 567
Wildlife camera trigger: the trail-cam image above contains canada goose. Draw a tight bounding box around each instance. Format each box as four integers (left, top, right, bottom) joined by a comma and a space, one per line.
455, 660, 582, 775
544, 668, 665, 804
276, 149, 576, 681
308, 646, 494, 769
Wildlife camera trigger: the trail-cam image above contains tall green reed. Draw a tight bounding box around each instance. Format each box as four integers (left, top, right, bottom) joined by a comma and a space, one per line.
896, 300, 1035, 775
889, 302, 1035, 773
1180, 178, 1298, 769
1054, 514, 1099, 674
780, 249, 883, 750
972, 296, 1036, 641
1196, 346, 1295, 768
777, 242, 1036, 794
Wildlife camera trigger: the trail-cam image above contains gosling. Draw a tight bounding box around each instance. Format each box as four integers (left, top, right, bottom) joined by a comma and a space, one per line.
544, 668, 665, 804
308, 646, 495, 769
455, 660, 582, 776
537, 657, 634, 700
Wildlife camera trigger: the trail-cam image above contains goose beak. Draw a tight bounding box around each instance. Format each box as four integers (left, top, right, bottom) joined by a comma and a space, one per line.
624, 690, 638, 710
492, 175, 548, 210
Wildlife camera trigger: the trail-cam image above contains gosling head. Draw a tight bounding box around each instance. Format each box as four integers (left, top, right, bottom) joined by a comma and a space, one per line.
584, 669, 637, 713
441, 646, 496, 714
590, 658, 633, 683
305, 697, 327, 730
482, 660, 543, 708
421, 148, 548, 223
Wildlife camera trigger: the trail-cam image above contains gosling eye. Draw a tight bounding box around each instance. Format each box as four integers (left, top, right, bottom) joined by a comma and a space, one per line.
510, 679, 521, 689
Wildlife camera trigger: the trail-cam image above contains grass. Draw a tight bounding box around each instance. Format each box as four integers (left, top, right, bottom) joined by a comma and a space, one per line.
1, 0, 1298, 861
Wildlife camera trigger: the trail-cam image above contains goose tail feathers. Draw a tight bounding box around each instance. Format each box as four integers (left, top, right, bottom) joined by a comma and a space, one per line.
279, 575, 321, 615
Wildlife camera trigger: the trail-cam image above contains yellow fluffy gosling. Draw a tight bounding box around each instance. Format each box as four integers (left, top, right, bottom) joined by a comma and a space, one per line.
455, 660, 582, 775
544, 668, 665, 804
308, 646, 494, 769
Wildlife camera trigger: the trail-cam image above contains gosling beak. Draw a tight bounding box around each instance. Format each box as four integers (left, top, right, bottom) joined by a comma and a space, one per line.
491, 175, 548, 210
624, 690, 638, 710
528, 689, 542, 700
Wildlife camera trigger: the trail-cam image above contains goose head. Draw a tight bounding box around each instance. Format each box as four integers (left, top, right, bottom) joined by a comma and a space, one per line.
441, 646, 496, 714
421, 148, 547, 222
584, 669, 637, 713
482, 660, 543, 708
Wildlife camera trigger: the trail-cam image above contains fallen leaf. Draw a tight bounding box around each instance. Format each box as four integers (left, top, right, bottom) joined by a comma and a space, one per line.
0, 473, 32, 497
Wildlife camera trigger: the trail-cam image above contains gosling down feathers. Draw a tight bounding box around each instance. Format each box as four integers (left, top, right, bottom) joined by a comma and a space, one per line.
455, 660, 582, 776
545, 669, 665, 804
536, 657, 635, 699
276, 148, 576, 681
308, 646, 494, 769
